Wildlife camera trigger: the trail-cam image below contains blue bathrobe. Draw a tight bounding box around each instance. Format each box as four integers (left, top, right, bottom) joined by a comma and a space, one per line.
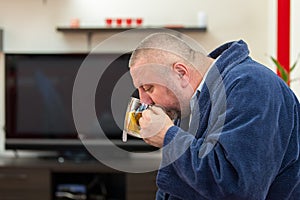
156, 40, 300, 199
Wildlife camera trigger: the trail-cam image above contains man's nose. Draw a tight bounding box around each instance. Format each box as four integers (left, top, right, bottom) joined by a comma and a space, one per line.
139, 89, 153, 105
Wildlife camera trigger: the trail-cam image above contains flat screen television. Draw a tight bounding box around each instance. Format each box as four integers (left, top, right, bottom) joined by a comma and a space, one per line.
5, 53, 155, 158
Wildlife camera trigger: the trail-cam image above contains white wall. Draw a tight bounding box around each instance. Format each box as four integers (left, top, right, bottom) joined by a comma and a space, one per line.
291, 0, 300, 97
0, 0, 273, 57
0, 0, 284, 151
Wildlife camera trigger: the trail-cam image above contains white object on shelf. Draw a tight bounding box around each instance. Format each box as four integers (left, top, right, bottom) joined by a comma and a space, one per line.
197, 11, 208, 28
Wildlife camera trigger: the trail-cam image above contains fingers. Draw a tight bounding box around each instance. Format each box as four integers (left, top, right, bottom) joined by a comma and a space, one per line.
139, 106, 164, 127
139, 108, 164, 139
143, 138, 152, 146
138, 105, 173, 147
139, 109, 151, 126
139, 114, 146, 127
149, 105, 166, 115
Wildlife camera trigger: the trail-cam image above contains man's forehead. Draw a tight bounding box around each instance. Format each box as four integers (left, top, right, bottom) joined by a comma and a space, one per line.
130, 64, 170, 88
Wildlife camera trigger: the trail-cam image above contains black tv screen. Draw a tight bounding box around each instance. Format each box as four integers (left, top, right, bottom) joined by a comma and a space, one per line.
5, 53, 147, 152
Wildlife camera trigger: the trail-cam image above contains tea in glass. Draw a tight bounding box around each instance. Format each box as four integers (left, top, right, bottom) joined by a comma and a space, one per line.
123, 97, 148, 142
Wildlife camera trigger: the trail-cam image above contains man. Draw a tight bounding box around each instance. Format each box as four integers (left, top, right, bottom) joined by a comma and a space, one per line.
129, 32, 300, 199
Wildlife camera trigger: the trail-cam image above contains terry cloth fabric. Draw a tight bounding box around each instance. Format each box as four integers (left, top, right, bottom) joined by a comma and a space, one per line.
156, 40, 300, 200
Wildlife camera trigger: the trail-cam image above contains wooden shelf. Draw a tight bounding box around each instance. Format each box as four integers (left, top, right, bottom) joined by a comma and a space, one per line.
56, 26, 207, 50
56, 26, 207, 33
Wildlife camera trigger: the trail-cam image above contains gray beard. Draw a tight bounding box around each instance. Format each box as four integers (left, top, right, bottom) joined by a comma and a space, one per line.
165, 109, 180, 121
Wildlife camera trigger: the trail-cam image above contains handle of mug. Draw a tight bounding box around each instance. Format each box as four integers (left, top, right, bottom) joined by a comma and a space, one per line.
122, 130, 127, 142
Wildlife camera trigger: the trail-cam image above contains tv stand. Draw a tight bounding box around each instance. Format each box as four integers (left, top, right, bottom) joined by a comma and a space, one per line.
39, 150, 99, 163
56, 151, 97, 163
0, 153, 159, 200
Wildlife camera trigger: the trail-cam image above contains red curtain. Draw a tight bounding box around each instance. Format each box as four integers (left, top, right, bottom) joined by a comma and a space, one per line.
277, 0, 290, 77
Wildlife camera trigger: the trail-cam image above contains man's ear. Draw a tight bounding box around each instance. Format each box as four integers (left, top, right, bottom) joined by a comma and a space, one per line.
173, 62, 190, 88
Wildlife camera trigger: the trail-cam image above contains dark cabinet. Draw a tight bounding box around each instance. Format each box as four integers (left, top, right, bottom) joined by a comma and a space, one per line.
0, 168, 51, 200
0, 157, 158, 200
126, 173, 157, 200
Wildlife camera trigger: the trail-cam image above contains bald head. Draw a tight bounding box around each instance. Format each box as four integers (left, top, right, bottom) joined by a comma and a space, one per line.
129, 32, 207, 70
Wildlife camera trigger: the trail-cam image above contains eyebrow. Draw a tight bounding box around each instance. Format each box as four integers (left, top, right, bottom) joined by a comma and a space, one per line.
141, 84, 151, 88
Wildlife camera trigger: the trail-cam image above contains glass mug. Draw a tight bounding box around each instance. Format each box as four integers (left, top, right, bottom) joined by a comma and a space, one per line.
123, 97, 148, 142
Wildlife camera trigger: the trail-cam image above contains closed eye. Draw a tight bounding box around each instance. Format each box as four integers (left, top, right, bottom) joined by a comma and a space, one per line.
143, 85, 153, 93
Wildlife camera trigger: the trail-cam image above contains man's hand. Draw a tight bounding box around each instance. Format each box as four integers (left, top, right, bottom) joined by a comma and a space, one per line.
139, 106, 174, 148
